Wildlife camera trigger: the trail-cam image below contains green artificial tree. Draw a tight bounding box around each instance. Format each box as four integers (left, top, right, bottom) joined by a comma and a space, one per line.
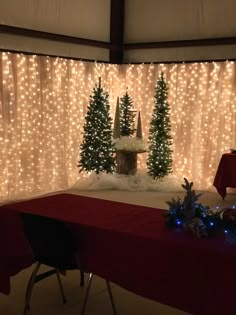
147, 72, 173, 179
78, 78, 115, 174
120, 90, 136, 136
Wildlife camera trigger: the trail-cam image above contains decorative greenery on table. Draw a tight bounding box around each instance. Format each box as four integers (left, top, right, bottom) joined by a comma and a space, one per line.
165, 178, 236, 240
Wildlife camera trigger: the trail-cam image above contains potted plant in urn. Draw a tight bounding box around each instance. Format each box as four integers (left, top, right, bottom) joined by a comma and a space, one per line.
113, 91, 147, 175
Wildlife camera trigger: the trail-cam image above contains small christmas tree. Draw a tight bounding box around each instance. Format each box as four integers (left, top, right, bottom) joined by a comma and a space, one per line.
120, 90, 136, 137
147, 72, 173, 179
78, 78, 115, 174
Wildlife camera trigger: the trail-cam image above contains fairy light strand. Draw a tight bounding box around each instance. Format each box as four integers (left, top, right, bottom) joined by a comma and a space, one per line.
0, 52, 235, 201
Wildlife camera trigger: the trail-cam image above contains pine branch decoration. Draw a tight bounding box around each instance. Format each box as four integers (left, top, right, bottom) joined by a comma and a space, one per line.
165, 178, 217, 238
182, 178, 202, 221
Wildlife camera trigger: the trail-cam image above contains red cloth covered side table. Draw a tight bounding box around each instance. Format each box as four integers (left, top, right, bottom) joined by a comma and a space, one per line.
213, 153, 236, 199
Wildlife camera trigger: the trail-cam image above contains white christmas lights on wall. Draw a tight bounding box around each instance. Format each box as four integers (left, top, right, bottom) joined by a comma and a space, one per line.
0, 52, 235, 201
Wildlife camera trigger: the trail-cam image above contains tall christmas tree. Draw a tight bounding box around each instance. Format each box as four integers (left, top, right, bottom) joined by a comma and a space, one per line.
120, 90, 136, 136
147, 72, 173, 179
78, 78, 115, 174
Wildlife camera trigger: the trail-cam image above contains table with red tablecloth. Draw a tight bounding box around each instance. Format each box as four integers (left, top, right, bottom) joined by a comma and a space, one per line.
213, 153, 236, 199
0, 209, 34, 294
1, 193, 236, 315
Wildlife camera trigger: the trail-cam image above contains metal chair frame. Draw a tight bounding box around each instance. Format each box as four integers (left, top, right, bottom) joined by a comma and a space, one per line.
81, 273, 117, 315
21, 213, 117, 315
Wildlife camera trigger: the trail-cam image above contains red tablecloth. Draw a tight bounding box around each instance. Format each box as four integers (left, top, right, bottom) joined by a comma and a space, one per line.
0, 209, 34, 294
213, 153, 236, 199
1, 193, 236, 314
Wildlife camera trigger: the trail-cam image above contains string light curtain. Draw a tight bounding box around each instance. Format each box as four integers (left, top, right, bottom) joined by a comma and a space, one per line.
123, 62, 236, 190
0, 52, 236, 202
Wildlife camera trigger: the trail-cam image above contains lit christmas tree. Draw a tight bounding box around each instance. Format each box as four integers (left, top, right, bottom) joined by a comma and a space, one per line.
120, 90, 136, 136
147, 72, 173, 179
78, 78, 115, 174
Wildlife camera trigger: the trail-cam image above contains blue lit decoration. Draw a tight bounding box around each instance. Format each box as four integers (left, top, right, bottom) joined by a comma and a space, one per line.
219, 207, 236, 244
164, 178, 236, 239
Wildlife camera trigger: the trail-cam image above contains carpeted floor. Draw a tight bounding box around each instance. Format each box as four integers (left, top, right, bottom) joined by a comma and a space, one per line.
0, 189, 235, 315
0, 264, 191, 315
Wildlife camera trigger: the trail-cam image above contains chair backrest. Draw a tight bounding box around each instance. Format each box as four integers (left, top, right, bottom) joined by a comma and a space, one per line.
21, 213, 77, 268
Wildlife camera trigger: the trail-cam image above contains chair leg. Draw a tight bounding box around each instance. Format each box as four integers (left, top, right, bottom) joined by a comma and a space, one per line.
81, 273, 93, 315
74, 252, 85, 287
80, 270, 85, 287
106, 280, 117, 315
23, 262, 41, 315
80, 274, 117, 315
55, 270, 67, 304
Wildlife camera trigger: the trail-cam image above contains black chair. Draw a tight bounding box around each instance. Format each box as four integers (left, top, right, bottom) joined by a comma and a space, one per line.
21, 213, 117, 315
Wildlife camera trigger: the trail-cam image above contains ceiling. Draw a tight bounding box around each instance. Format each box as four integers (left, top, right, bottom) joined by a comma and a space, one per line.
0, 0, 236, 63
